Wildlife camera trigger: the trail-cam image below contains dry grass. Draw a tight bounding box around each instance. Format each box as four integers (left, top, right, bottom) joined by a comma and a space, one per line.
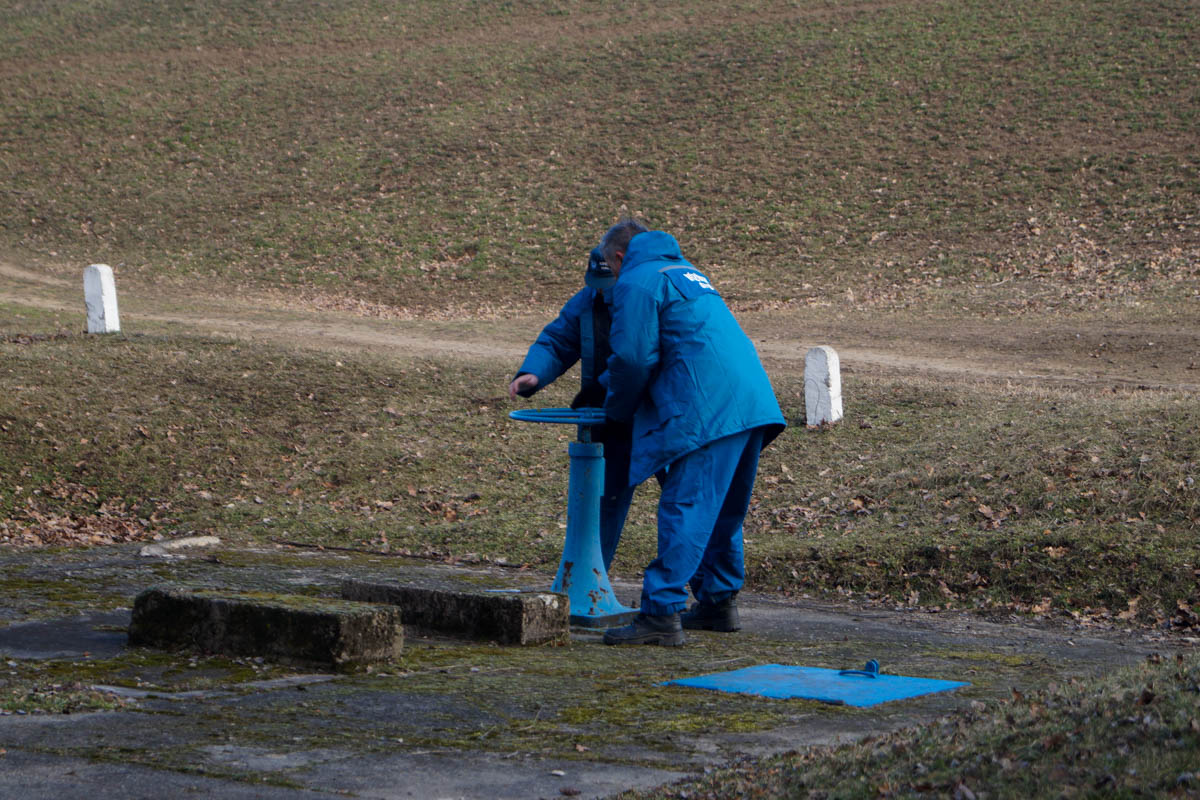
1, 0, 1195, 316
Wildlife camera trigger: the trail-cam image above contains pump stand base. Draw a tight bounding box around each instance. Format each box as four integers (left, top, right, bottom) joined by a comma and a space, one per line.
569, 609, 639, 630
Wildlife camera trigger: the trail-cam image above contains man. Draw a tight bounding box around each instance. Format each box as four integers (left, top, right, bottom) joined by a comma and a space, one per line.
509, 245, 641, 571
598, 218, 786, 646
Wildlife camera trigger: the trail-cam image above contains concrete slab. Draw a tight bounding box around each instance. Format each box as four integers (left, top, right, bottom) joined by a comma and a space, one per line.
0, 610, 128, 659
200, 743, 352, 772
206, 680, 526, 731
128, 586, 403, 669
282, 750, 687, 800
342, 579, 569, 645
0, 747, 344, 799
0, 544, 1171, 799
0, 709, 210, 753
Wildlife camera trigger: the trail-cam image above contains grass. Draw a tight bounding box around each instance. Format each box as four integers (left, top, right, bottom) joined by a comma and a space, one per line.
624, 650, 1200, 799
1, 0, 1196, 314
1, 330, 1195, 626
2, 0, 1199, 795
753, 374, 1200, 626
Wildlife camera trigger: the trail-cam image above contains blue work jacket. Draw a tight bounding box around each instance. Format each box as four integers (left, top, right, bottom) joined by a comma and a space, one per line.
516, 287, 610, 395
605, 231, 786, 485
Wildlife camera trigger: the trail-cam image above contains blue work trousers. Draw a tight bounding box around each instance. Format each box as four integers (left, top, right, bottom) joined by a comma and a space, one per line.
599, 433, 636, 572
640, 427, 766, 616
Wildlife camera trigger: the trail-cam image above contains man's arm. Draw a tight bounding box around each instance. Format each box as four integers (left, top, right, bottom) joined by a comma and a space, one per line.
511, 290, 590, 398
604, 281, 660, 422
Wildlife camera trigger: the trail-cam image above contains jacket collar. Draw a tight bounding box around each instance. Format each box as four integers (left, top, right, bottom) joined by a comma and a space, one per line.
623, 231, 687, 273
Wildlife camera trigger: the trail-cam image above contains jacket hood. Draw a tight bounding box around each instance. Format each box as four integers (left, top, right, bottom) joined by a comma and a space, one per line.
624, 231, 687, 270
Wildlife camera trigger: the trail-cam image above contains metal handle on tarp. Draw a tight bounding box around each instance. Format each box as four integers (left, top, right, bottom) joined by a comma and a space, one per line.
838, 659, 881, 679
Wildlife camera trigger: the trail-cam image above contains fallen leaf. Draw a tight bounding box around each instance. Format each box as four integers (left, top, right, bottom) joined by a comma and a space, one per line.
953, 781, 977, 800
1117, 598, 1140, 621
1041, 733, 1066, 750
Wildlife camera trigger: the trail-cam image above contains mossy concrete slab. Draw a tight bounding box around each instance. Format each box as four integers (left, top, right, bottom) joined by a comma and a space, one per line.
128, 586, 403, 670
341, 579, 568, 645
0, 747, 347, 800
0, 543, 1171, 799
282, 750, 685, 799
0, 611, 128, 660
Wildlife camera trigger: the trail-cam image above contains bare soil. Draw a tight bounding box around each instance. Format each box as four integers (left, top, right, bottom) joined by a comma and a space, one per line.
4, 259, 1197, 392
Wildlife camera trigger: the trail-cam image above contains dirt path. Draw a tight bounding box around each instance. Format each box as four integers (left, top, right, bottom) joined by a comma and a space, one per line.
4, 260, 1198, 390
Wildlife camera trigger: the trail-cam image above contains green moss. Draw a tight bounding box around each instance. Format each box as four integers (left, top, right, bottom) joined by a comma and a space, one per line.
147, 585, 383, 615
926, 649, 1041, 668
1, 684, 130, 714
203, 547, 389, 572
0, 576, 127, 620
558, 688, 797, 735
0, 647, 300, 716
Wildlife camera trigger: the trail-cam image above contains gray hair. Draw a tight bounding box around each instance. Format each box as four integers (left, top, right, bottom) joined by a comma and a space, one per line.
600, 216, 649, 266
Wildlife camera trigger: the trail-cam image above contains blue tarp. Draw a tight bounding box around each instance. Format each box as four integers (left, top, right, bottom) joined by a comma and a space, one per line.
665, 663, 968, 707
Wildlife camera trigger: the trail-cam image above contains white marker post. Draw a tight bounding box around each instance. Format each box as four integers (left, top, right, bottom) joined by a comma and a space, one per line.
83, 263, 120, 334
804, 345, 843, 427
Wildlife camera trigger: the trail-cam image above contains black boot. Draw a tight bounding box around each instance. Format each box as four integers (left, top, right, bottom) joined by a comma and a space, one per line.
602, 613, 685, 646
681, 595, 741, 632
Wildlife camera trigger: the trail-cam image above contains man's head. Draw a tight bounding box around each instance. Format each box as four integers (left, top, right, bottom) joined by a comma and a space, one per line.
599, 216, 649, 276
585, 246, 615, 291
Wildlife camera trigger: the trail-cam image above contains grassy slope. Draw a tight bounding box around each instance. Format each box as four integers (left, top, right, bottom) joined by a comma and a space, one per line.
1, 329, 1195, 625
2, 1, 1199, 796
1, 0, 1197, 314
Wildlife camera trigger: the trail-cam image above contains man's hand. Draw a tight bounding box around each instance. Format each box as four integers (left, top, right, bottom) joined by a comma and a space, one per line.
509, 374, 539, 399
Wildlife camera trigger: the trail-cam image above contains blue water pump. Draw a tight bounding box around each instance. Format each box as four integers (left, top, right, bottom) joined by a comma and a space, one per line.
508, 407, 638, 628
